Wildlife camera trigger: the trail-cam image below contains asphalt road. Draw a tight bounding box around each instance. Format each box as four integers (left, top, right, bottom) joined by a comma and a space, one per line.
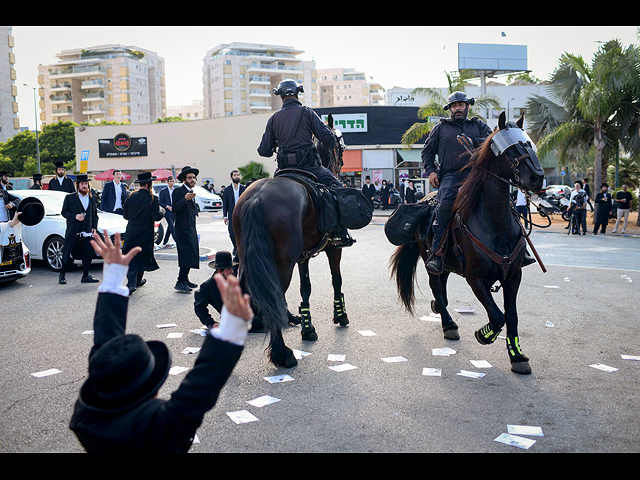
1, 213, 639, 453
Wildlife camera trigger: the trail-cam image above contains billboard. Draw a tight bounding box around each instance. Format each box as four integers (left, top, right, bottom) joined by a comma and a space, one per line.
98, 133, 148, 158
458, 43, 528, 74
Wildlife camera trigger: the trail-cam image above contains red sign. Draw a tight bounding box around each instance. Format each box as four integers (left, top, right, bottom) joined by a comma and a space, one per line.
113, 133, 131, 152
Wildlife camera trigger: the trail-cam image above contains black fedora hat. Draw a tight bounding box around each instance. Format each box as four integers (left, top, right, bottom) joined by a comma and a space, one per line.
78, 334, 171, 413
32, 173, 43, 180
54, 161, 65, 168
17, 197, 45, 226
177, 165, 199, 182
75, 174, 90, 182
208, 250, 237, 270
134, 171, 157, 183
0, 170, 9, 176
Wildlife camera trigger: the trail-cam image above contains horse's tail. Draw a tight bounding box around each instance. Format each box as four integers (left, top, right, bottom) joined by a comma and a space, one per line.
239, 194, 289, 338
389, 242, 421, 315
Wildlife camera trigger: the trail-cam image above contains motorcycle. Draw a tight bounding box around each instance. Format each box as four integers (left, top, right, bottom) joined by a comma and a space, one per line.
535, 192, 571, 221
372, 188, 402, 210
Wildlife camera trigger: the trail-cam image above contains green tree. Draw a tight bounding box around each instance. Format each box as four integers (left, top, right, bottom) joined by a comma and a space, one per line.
526, 39, 640, 190
154, 116, 186, 123
238, 161, 269, 184
401, 69, 501, 146
39, 121, 78, 166
0, 130, 38, 175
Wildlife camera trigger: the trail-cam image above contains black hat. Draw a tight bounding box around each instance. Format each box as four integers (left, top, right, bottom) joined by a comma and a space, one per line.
208, 250, 237, 270
134, 171, 157, 183
601, 183, 609, 188
273, 78, 304, 97
177, 165, 199, 182
78, 334, 171, 413
54, 161, 65, 168
17, 197, 45, 226
443, 91, 475, 110
32, 173, 43, 180
0, 170, 9, 176
75, 174, 89, 182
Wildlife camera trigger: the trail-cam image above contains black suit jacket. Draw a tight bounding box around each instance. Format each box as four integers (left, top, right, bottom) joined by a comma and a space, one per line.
60, 192, 98, 262
0, 187, 18, 221
194, 275, 223, 328
123, 189, 164, 272
172, 185, 199, 269
69, 292, 243, 453
48, 176, 76, 193
222, 183, 246, 222
362, 183, 375, 202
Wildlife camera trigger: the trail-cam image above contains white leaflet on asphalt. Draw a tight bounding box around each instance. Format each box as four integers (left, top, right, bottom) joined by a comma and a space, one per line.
226, 410, 259, 424
246, 395, 281, 408
456, 306, 474, 313
168, 366, 190, 375
181, 347, 201, 354
419, 315, 440, 322
545, 321, 555, 327
327, 354, 346, 362
156, 323, 179, 329
263, 374, 294, 383
470, 360, 492, 368
621, 355, 640, 361
544, 285, 559, 289
31, 368, 62, 378
293, 349, 311, 359
381, 356, 408, 363
457, 370, 485, 378
422, 368, 442, 377
432, 347, 457, 356
167, 332, 183, 338
329, 363, 358, 372
82, 330, 94, 335
494, 433, 536, 449
507, 425, 544, 437
358, 330, 377, 336
589, 363, 619, 372
190, 328, 207, 336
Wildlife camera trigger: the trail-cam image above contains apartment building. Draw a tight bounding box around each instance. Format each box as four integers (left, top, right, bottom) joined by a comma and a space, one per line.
166, 99, 205, 120
0, 26, 20, 142
37, 44, 166, 127
317, 68, 385, 108
202, 42, 318, 118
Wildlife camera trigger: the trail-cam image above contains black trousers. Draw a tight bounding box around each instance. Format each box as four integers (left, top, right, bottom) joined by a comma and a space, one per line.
163, 212, 176, 244
62, 235, 94, 276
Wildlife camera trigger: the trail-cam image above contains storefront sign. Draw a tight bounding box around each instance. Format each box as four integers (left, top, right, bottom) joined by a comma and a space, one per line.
99, 133, 148, 158
321, 114, 367, 133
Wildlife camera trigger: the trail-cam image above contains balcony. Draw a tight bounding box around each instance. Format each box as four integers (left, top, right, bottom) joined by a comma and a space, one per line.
52, 107, 73, 116
246, 63, 303, 76
249, 102, 272, 111
83, 105, 105, 115
82, 92, 105, 102
50, 65, 105, 78
81, 79, 104, 89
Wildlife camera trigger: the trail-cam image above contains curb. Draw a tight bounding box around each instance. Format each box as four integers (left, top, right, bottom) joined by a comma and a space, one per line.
154, 246, 217, 262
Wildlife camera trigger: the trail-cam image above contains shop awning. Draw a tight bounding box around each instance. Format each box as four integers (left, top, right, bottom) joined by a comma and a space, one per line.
396, 148, 422, 166
341, 149, 362, 172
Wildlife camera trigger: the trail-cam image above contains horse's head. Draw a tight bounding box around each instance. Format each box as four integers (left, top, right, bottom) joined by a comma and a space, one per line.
490, 111, 544, 193
315, 113, 345, 176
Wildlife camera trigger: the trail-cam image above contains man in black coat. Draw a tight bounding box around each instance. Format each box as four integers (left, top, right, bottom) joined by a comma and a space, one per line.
123, 172, 165, 293
59, 174, 99, 284
194, 251, 237, 329
361, 175, 375, 206
48, 161, 76, 193
30, 173, 43, 190
0, 173, 18, 223
222, 170, 245, 260
69, 232, 252, 453
593, 183, 612, 235
173, 166, 200, 292
158, 176, 177, 245
100, 170, 129, 215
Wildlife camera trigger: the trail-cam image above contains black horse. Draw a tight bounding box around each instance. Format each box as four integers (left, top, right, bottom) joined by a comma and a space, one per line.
390, 112, 544, 374
233, 118, 348, 368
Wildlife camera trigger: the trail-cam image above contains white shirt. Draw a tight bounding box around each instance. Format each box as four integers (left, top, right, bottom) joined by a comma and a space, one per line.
167, 186, 174, 205
113, 181, 123, 210
516, 189, 527, 206
0, 196, 7, 222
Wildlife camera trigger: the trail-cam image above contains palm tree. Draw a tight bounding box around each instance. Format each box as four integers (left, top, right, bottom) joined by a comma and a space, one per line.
526, 39, 640, 191
401, 69, 501, 147
238, 161, 269, 184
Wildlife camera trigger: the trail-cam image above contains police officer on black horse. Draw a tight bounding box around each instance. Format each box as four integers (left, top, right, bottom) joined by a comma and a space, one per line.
257, 78, 353, 248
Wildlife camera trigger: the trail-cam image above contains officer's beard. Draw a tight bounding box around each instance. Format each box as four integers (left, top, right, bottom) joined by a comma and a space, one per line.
451, 107, 468, 123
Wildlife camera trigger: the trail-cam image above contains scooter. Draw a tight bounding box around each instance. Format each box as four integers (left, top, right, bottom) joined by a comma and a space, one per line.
373, 188, 402, 210
536, 192, 571, 221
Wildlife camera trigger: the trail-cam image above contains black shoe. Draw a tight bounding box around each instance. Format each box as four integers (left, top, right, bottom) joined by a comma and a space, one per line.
174, 281, 192, 293
185, 279, 198, 289
522, 254, 536, 267
58, 273, 66, 284
136, 278, 147, 287
426, 256, 443, 273
128, 286, 136, 295
81, 275, 99, 283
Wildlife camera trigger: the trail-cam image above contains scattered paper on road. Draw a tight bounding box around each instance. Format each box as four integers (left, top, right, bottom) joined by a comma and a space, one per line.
507, 425, 544, 437
181, 347, 201, 354
293, 349, 311, 360
589, 363, 619, 372
456, 306, 474, 313
381, 356, 408, 363
327, 354, 346, 362
621, 355, 640, 361
470, 360, 492, 369
457, 370, 485, 378
246, 395, 281, 408
432, 347, 457, 356
82, 330, 94, 335
422, 368, 442, 377
167, 332, 183, 339
190, 328, 207, 336
31, 368, 61, 378
494, 433, 536, 449
329, 363, 358, 372
419, 314, 440, 321
544, 285, 559, 289
358, 330, 377, 336
226, 410, 259, 425
264, 374, 294, 384
156, 323, 178, 329
545, 321, 555, 327
169, 366, 189, 375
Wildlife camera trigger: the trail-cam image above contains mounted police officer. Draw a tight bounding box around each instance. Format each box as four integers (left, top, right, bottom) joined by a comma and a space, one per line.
257, 78, 353, 247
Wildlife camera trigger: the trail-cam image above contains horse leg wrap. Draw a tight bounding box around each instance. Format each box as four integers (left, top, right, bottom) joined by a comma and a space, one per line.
475, 322, 502, 345
333, 294, 349, 326
299, 305, 312, 332
506, 335, 529, 362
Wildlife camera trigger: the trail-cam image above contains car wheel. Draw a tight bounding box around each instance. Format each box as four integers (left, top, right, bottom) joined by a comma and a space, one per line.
154, 223, 164, 245
43, 236, 65, 271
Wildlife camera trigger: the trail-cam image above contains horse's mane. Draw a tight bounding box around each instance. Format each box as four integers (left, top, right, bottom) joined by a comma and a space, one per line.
451, 129, 500, 221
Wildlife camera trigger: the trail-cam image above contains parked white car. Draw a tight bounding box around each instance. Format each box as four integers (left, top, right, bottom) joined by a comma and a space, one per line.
8, 190, 129, 271
0, 221, 31, 283
153, 183, 222, 212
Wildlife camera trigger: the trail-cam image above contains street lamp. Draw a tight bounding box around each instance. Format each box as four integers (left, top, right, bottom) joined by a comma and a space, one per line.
23, 84, 41, 174
506, 97, 515, 121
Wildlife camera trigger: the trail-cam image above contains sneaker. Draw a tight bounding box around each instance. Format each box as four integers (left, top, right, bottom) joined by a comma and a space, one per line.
622, 230, 626, 234
612, 230, 617, 234
185, 279, 198, 289
174, 281, 192, 293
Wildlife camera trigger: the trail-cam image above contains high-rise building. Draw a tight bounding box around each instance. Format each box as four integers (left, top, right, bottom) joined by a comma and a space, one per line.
0, 26, 20, 142
37, 44, 166, 126
317, 68, 385, 107
202, 42, 318, 118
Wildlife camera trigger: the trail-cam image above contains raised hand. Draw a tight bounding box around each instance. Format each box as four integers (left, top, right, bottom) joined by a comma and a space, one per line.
90, 230, 141, 266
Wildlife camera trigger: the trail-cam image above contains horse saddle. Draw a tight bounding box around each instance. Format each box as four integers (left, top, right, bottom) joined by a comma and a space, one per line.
384, 191, 437, 246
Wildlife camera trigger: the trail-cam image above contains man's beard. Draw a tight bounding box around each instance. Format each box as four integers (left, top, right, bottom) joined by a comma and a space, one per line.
232, 177, 240, 184
57, 172, 65, 178
79, 186, 89, 195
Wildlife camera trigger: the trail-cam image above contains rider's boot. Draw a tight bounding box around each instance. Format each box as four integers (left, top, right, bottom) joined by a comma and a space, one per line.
522, 250, 536, 267
330, 228, 355, 248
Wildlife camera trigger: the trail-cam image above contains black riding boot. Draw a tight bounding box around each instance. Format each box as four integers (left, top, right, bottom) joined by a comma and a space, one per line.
330, 228, 355, 248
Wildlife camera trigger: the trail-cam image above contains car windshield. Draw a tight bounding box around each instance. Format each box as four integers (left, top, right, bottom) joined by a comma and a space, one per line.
10, 190, 66, 216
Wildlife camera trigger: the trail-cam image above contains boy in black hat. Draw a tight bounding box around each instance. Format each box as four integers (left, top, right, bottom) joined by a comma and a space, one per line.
59, 174, 99, 284
30, 173, 43, 190
69, 232, 253, 453
48, 161, 75, 193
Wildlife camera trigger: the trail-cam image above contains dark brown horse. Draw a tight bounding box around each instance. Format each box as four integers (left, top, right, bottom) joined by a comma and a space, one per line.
390, 112, 544, 374
233, 118, 347, 368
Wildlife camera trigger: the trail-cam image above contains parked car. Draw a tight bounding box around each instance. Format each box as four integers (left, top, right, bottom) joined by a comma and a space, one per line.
0, 221, 31, 283
7, 190, 163, 271
543, 184, 573, 200
153, 183, 222, 212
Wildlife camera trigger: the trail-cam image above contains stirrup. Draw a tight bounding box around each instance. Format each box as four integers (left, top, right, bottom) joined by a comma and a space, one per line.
330, 232, 355, 248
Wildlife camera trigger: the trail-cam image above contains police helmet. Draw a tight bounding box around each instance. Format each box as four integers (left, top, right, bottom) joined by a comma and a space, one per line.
273, 78, 304, 97
443, 91, 475, 110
